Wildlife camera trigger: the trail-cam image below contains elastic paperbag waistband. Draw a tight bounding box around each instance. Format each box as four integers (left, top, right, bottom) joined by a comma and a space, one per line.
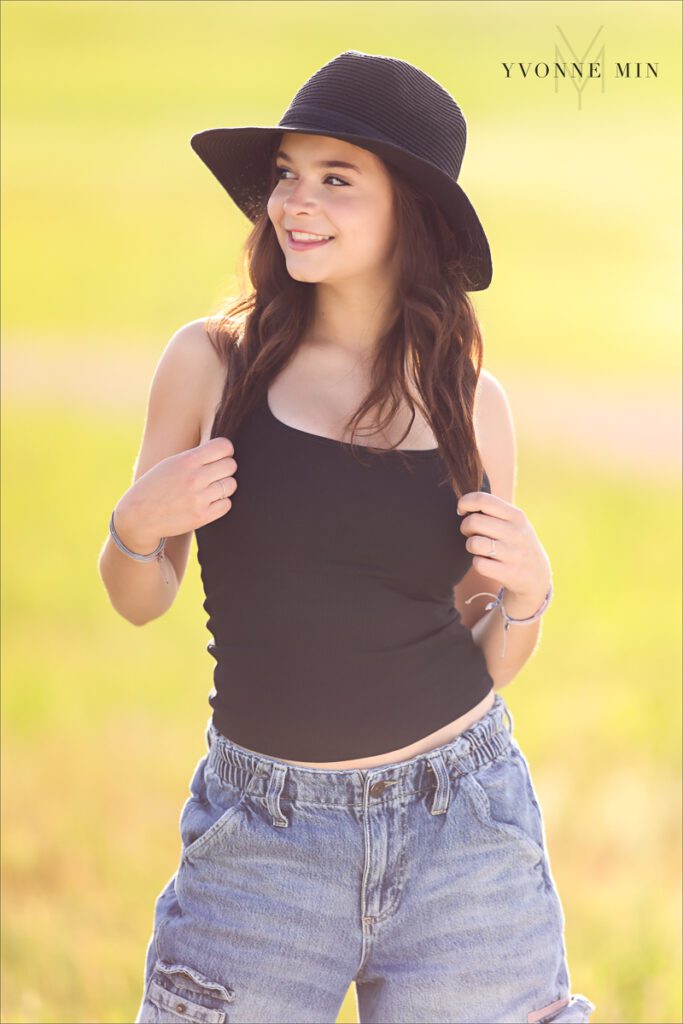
201, 693, 515, 810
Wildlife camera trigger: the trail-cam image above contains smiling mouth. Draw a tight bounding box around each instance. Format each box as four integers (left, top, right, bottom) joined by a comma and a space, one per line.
286, 231, 335, 250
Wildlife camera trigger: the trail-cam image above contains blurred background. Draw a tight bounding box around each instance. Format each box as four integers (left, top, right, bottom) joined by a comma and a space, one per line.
2, 2, 681, 1021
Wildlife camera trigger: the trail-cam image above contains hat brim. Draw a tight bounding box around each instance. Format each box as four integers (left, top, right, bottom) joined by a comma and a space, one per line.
190, 125, 492, 291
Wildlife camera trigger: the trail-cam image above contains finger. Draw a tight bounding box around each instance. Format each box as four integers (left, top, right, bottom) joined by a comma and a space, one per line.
199, 436, 234, 462
459, 512, 515, 543
201, 455, 238, 489
210, 475, 238, 504
465, 533, 507, 561
457, 491, 519, 521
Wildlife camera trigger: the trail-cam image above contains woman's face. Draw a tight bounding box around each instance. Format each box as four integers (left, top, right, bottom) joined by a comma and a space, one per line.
267, 132, 397, 285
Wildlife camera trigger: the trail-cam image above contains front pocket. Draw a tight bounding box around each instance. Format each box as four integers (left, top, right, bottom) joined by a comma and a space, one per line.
179, 764, 249, 865
467, 746, 547, 861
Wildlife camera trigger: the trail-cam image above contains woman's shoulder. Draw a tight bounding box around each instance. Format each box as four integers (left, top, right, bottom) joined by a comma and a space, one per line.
475, 369, 516, 501
157, 317, 227, 442
475, 369, 512, 425
167, 316, 222, 365
167, 315, 228, 387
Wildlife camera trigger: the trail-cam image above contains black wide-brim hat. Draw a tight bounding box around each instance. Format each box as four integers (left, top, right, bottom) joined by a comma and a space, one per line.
190, 49, 492, 291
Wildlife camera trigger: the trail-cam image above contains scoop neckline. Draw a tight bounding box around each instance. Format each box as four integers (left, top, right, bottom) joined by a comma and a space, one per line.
263, 390, 442, 457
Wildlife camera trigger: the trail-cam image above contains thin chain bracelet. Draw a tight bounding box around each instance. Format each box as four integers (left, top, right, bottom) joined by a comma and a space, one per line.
464, 581, 553, 658
109, 509, 170, 585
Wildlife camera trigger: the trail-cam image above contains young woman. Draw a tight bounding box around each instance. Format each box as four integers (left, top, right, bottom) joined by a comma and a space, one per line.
102, 50, 595, 1024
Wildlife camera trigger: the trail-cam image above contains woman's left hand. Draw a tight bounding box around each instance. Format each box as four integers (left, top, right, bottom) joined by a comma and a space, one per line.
457, 490, 552, 607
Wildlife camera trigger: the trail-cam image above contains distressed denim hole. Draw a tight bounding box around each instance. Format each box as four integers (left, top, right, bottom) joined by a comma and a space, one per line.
528, 992, 596, 1023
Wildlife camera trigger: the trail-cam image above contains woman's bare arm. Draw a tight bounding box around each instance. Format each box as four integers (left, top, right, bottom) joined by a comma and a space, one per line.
98, 318, 222, 626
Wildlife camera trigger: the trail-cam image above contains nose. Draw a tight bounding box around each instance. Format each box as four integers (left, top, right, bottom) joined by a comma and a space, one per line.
283, 178, 321, 214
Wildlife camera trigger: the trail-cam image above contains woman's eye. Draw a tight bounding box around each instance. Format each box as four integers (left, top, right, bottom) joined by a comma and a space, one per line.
275, 167, 348, 186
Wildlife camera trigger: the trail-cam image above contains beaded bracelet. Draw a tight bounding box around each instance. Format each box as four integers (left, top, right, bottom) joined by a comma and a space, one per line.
109, 509, 170, 585
464, 581, 553, 658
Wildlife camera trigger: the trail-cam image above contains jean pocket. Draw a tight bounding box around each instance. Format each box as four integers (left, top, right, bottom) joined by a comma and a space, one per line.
179, 759, 250, 866
467, 745, 547, 861
140, 959, 235, 1023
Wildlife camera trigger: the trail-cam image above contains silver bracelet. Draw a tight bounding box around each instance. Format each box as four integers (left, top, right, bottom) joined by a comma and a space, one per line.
109, 509, 170, 585
465, 581, 553, 658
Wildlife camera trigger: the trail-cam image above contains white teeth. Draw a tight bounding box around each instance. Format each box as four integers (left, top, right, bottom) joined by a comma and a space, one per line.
290, 230, 332, 242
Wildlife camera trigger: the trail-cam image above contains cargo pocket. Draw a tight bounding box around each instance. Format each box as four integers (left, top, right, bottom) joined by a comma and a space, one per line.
528, 992, 596, 1022
140, 959, 235, 1023
467, 745, 547, 862
179, 758, 251, 866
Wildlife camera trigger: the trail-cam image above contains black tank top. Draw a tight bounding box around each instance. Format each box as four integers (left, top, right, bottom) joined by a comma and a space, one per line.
195, 390, 494, 761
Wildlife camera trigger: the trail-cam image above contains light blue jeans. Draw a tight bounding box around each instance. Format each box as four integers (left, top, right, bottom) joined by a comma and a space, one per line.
134, 693, 596, 1023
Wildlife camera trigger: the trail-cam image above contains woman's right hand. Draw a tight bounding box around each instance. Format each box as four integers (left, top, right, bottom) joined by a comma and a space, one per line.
115, 437, 238, 549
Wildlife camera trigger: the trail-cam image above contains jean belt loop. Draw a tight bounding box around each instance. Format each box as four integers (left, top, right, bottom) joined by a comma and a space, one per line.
426, 750, 451, 815
266, 763, 289, 828
503, 703, 514, 736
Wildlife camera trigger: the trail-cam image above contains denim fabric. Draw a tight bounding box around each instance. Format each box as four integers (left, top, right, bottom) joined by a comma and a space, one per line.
134, 693, 596, 1023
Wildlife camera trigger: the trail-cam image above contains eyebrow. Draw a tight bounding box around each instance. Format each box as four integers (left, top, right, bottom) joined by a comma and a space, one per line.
276, 149, 363, 174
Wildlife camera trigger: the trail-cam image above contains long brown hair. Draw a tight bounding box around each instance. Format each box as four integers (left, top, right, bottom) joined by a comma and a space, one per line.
205, 135, 488, 498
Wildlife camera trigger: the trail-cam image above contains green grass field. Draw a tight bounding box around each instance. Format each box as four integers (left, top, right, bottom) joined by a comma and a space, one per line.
2, 2, 681, 1022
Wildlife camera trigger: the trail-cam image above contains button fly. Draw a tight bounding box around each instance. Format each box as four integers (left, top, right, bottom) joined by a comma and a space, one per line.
370, 781, 390, 797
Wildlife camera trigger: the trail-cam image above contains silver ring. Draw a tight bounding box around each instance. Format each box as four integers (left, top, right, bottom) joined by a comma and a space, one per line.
220, 479, 227, 500
489, 537, 496, 557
